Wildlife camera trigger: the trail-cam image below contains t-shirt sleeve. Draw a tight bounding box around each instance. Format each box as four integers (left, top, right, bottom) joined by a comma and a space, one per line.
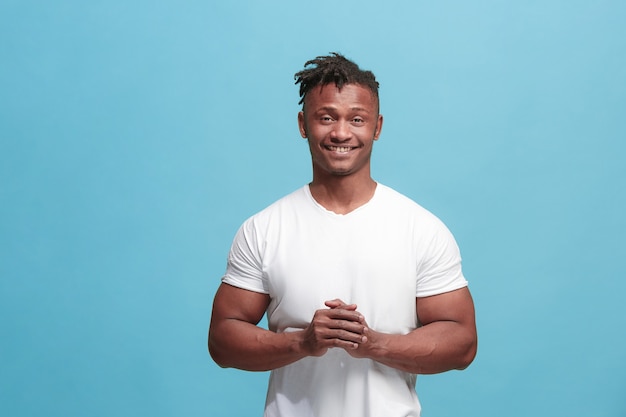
221, 219, 269, 294
415, 220, 468, 298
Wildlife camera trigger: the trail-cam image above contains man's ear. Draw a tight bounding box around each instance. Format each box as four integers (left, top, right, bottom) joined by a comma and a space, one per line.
298, 111, 307, 138
374, 114, 384, 140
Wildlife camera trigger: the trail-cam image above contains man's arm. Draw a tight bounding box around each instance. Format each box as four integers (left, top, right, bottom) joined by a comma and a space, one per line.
346, 287, 477, 374
208, 283, 367, 371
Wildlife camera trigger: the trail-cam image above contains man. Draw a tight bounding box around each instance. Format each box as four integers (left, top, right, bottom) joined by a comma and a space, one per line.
208, 52, 477, 417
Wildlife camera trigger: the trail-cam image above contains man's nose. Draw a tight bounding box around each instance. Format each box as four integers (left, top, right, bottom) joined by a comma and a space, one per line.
330, 120, 352, 141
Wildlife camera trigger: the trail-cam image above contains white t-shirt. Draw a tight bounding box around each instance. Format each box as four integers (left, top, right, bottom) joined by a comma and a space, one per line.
223, 183, 468, 417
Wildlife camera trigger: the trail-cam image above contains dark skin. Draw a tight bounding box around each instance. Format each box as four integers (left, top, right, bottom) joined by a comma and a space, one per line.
208, 83, 477, 374
209, 284, 476, 374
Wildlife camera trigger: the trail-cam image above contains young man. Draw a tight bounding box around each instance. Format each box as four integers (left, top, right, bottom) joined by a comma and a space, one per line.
208, 52, 477, 417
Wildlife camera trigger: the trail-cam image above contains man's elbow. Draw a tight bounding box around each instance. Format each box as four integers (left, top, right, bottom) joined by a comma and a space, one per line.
208, 337, 232, 369
456, 336, 477, 370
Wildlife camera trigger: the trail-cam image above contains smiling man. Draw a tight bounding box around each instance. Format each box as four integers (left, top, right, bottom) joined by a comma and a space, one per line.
208, 52, 477, 417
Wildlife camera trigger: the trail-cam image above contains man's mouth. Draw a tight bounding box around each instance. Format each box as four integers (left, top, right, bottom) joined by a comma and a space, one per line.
326, 145, 354, 153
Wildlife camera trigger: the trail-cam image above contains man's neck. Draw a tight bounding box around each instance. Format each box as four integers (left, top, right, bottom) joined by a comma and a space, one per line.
308, 175, 377, 215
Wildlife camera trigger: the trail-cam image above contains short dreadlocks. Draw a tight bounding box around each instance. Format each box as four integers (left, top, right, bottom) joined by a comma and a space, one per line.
294, 52, 379, 107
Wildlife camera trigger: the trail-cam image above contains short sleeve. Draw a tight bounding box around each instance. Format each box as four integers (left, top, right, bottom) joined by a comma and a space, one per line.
415, 221, 468, 298
222, 219, 269, 294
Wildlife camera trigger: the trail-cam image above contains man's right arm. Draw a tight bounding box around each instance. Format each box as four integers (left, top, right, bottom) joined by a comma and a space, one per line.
208, 283, 367, 371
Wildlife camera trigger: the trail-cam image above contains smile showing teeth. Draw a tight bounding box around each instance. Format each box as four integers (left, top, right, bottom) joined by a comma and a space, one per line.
327, 146, 352, 153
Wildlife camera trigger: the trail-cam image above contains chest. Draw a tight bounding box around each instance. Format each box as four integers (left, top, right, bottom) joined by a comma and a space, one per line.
262, 215, 419, 332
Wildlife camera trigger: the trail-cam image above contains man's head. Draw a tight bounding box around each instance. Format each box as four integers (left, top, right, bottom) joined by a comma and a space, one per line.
294, 52, 379, 110
295, 53, 383, 181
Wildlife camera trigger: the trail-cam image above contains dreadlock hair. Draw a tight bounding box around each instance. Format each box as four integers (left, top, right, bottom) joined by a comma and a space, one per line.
294, 52, 379, 107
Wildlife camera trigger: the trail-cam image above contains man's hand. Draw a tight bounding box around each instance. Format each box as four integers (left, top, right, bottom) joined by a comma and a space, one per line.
300, 299, 368, 356
325, 299, 381, 359
323, 288, 478, 374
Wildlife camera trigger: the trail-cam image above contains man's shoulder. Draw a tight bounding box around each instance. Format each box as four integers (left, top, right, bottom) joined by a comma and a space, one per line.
375, 183, 446, 226
376, 183, 429, 211
243, 185, 309, 224
262, 185, 309, 211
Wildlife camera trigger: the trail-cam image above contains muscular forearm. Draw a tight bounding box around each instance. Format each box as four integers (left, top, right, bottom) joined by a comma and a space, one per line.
359, 321, 477, 375
209, 296, 369, 371
209, 319, 307, 371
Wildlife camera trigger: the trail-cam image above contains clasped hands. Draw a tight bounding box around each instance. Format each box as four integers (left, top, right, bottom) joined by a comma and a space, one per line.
301, 298, 379, 358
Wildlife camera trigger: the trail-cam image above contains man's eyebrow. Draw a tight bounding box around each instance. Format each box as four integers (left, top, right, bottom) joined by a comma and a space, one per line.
314, 106, 371, 112
313, 106, 337, 112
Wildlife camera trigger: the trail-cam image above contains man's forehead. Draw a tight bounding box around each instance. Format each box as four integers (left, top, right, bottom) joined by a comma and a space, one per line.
304, 83, 378, 107
310, 82, 372, 94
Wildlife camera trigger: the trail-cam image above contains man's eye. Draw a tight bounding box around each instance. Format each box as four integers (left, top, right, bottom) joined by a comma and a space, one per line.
321, 116, 333, 122
353, 118, 364, 123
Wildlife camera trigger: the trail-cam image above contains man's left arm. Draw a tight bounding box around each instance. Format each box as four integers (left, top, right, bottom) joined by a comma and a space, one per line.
348, 287, 477, 374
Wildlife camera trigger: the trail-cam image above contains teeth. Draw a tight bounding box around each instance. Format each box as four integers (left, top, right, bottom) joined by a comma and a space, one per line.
328, 146, 351, 153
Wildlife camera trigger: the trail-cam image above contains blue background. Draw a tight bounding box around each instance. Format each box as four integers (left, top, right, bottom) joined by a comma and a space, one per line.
1, 1, 625, 416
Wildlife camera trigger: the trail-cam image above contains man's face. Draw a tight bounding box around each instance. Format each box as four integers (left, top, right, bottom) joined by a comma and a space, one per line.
298, 83, 383, 179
